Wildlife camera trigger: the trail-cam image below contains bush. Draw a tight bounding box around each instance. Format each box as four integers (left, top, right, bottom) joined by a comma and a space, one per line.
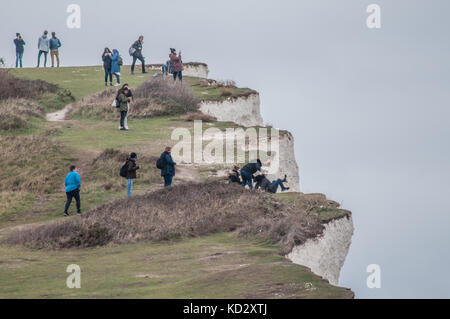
5, 181, 325, 251
220, 88, 233, 97
0, 69, 59, 101
0, 98, 44, 131
181, 112, 217, 122
134, 77, 200, 115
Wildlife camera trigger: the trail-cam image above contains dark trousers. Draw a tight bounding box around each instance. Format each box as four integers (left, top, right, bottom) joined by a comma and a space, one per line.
163, 174, 173, 187
16, 52, 23, 68
120, 111, 127, 128
131, 53, 145, 73
240, 170, 253, 189
37, 50, 48, 67
268, 178, 288, 193
173, 71, 182, 82
64, 189, 81, 214
104, 67, 112, 84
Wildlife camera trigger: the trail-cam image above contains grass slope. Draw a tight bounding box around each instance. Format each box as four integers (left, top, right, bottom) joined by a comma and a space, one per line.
0, 66, 353, 298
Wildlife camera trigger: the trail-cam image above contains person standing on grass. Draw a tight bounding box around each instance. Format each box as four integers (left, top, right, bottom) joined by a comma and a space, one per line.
240, 159, 262, 189
116, 84, 134, 130
102, 48, 113, 86
160, 147, 176, 187
110, 49, 121, 86
37, 30, 50, 67
130, 35, 147, 75
125, 152, 140, 197
14, 33, 25, 68
49, 32, 62, 67
117, 87, 130, 130
169, 48, 183, 82
64, 165, 81, 216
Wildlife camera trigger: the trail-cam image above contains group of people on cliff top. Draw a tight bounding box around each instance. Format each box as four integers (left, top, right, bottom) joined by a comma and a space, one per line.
12, 32, 184, 85
13, 31, 62, 68
63, 147, 177, 216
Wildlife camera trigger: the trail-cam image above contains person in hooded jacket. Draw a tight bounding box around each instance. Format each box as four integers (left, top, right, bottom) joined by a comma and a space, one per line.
37, 30, 50, 67
240, 159, 262, 189
110, 49, 121, 86
161, 147, 176, 187
102, 48, 113, 86
169, 48, 183, 81
125, 152, 140, 197
254, 172, 290, 193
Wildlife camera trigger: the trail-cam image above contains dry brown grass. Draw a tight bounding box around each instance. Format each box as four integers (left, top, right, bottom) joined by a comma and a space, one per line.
4, 182, 325, 251
0, 136, 71, 194
0, 70, 59, 101
69, 77, 200, 119
0, 98, 44, 130
181, 112, 217, 122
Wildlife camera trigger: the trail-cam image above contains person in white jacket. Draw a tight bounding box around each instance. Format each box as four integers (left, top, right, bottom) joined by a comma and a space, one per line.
37, 30, 50, 67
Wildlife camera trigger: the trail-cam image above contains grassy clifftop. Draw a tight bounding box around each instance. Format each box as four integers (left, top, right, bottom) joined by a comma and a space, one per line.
0, 66, 353, 298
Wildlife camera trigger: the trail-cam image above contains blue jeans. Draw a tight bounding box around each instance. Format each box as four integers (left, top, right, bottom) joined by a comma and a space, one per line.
16, 52, 23, 68
64, 188, 81, 214
104, 67, 112, 84
173, 71, 182, 81
240, 170, 253, 189
131, 53, 146, 73
37, 50, 48, 67
163, 175, 173, 187
268, 177, 288, 193
127, 179, 133, 197
114, 73, 120, 84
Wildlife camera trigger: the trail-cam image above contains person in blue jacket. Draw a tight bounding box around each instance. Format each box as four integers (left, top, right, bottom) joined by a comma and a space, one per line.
64, 165, 81, 216
110, 49, 121, 86
161, 147, 176, 187
49, 32, 62, 67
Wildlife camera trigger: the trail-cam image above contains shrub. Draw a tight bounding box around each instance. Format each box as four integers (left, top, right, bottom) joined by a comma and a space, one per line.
220, 88, 233, 97
181, 112, 217, 122
0, 98, 44, 131
0, 69, 59, 101
5, 181, 325, 251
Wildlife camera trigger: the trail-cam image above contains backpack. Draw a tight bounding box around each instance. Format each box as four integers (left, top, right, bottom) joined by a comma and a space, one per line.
120, 161, 128, 178
156, 153, 166, 170
117, 55, 123, 66
129, 46, 136, 56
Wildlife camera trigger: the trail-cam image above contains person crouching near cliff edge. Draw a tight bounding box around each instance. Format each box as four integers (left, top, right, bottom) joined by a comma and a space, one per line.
64, 165, 81, 216
228, 166, 241, 184
240, 159, 262, 189
159, 147, 176, 187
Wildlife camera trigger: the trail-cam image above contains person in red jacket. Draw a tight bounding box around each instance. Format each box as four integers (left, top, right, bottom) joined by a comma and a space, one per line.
169, 48, 183, 82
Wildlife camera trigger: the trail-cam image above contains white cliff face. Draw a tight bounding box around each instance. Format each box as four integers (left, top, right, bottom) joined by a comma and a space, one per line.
200, 93, 264, 128
286, 215, 354, 286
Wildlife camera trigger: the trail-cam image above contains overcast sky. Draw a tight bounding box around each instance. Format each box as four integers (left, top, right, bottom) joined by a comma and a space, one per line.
1, 0, 450, 298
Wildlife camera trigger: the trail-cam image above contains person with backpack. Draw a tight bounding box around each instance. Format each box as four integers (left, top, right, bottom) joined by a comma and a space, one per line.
102, 48, 113, 86
111, 49, 122, 86
117, 87, 130, 130
37, 30, 50, 67
14, 33, 25, 68
130, 36, 147, 75
169, 48, 183, 81
49, 32, 62, 67
254, 171, 290, 193
240, 159, 262, 189
121, 152, 139, 197
158, 147, 176, 187
64, 165, 81, 216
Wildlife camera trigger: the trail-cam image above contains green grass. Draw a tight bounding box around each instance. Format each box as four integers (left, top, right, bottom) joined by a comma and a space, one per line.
0, 232, 352, 299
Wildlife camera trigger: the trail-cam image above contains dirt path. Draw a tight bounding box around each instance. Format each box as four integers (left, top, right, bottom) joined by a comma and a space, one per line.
46, 103, 73, 121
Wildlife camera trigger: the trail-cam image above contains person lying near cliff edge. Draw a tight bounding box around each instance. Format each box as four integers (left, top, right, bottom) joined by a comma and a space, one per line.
254, 171, 290, 193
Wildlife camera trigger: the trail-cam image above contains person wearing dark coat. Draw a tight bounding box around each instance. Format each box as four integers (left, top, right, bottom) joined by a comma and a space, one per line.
14, 33, 25, 68
102, 48, 113, 86
240, 159, 262, 189
131, 36, 147, 74
126, 152, 139, 197
169, 48, 183, 81
161, 147, 176, 187
254, 172, 290, 193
